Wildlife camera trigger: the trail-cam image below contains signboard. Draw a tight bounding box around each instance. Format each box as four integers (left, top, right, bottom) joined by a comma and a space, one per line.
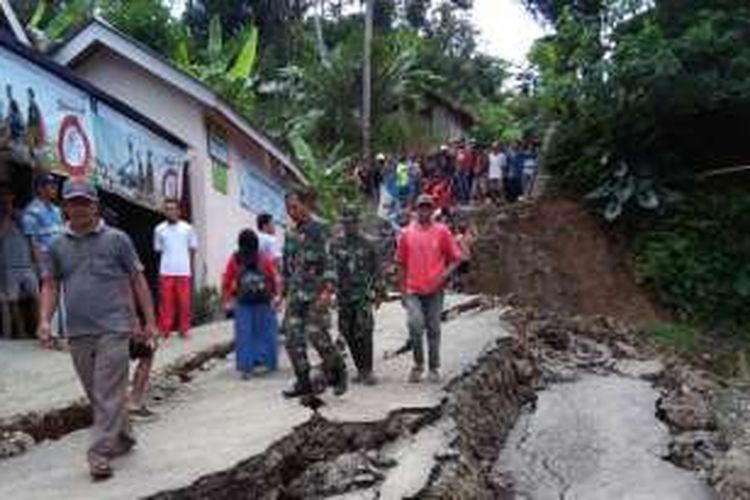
238, 155, 285, 225
92, 103, 187, 211
0, 46, 94, 175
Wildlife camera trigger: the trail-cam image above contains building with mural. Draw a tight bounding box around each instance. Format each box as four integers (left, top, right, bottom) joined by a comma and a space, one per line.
53, 18, 306, 287
1, 8, 305, 305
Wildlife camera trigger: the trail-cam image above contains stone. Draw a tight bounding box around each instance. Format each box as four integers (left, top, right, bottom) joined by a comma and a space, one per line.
612, 340, 640, 359
615, 359, 665, 381
712, 447, 750, 500
657, 393, 716, 432
667, 431, 724, 470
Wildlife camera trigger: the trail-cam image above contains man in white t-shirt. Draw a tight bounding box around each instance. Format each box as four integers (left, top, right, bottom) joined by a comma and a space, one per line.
487, 142, 506, 204
154, 199, 197, 339
257, 212, 282, 265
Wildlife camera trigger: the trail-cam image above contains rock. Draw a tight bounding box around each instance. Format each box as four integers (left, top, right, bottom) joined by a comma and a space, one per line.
657, 393, 716, 432
615, 359, 665, 381
712, 447, 750, 500
286, 452, 385, 497
667, 431, 724, 471
612, 341, 640, 359
0, 431, 34, 459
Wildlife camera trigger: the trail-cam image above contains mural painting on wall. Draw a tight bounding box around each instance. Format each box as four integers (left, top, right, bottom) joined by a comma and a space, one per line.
93, 103, 187, 211
208, 125, 229, 195
0, 47, 93, 176
238, 154, 285, 226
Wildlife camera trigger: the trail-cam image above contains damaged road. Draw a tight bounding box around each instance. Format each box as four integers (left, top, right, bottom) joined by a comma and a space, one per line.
1, 297, 740, 499
0, 295, 515, 499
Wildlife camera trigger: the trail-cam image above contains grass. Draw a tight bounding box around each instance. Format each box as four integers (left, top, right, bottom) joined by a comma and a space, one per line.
644, 322, 702, 352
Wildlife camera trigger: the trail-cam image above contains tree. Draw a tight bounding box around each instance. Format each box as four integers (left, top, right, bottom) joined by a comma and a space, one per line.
362, 0, 374, 163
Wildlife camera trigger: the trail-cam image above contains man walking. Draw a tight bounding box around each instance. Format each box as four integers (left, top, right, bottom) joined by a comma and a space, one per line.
37, 179, 157, 480
154, 199, 197, 339
395, 194, 462, 383
281, 189, 347, 399
332, 205, 385, 385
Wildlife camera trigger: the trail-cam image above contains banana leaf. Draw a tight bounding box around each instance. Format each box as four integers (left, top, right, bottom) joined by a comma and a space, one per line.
227, 25, 258, 82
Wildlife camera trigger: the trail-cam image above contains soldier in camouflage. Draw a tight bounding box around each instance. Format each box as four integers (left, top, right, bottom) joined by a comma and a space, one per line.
331, 205, 385, 385
281, 189, 348, 399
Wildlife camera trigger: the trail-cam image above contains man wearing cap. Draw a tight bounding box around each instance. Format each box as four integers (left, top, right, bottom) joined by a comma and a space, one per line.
37, 179, 158, 481
395, 194, 462, 383
23, 174, 65, 340
331, 204, 385, 385
22, 174, 62, 267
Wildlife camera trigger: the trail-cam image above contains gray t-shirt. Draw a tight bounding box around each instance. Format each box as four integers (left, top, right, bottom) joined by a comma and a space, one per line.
49, 223, 143, 336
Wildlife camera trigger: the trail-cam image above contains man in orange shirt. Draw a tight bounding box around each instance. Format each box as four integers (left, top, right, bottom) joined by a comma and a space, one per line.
395, 194, 462, 383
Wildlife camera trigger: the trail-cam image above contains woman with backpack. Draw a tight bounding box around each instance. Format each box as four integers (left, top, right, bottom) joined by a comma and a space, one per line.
221, 229, 280, 379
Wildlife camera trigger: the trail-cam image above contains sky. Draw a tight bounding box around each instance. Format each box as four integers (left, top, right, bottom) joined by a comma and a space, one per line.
170, 0, 547, 66
472, 0, 548, 66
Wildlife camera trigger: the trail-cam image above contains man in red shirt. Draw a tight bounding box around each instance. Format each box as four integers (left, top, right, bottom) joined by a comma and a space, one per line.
395, 194, 463, 383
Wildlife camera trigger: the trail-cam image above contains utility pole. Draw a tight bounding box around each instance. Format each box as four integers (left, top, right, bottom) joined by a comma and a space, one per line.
362, 0, 374, 167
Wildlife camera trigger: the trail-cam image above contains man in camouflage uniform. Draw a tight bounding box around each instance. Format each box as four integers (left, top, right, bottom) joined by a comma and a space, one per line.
281, 189, 348, 398
332, 205, 385, 385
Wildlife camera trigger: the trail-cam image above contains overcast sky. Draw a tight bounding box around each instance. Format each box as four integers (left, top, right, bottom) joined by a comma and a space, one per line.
472, 0, 547, 66
170, 0, 547, 65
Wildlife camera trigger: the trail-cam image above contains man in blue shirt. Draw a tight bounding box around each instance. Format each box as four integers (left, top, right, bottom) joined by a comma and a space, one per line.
23, 174, 63, 268
23, 174, 65, 338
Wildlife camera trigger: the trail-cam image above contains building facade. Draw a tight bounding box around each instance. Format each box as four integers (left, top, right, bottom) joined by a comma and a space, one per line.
54, 19, 304, 287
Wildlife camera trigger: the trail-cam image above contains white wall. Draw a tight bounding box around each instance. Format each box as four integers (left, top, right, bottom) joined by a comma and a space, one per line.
71, 50, 286, 288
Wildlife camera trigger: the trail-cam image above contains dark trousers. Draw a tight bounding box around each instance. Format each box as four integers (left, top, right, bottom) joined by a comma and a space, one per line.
404, 292, 444, 371
338, 301, 374, 376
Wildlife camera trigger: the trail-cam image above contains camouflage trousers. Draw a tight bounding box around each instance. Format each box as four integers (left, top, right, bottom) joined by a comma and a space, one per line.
338, 301, 375, 376
282, 300, 345, 385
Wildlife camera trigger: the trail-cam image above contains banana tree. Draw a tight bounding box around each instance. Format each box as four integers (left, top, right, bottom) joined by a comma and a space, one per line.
174, 15, 259, 116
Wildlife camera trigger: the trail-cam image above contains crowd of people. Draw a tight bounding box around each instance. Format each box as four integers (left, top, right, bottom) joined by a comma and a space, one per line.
354, 138, 540, 232
7, 168, 467, 481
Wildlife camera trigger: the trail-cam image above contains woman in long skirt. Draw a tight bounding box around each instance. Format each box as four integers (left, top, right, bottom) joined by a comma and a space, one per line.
221, 229, 280, 379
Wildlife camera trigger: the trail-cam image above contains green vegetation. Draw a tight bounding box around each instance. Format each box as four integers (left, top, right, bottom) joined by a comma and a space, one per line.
12, 0, 514, 215
644, 322, 702, 352
520, 0, 750, 336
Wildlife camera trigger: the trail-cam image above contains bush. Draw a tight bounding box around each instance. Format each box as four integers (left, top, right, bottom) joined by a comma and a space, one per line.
634, 189, 750, 332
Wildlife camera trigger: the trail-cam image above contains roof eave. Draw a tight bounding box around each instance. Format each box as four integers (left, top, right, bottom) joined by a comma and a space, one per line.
53, 19, 307, 187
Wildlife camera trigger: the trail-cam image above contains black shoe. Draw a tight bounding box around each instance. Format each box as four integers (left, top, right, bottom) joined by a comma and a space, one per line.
282, 377, 319, 399
332, 365, 348, 396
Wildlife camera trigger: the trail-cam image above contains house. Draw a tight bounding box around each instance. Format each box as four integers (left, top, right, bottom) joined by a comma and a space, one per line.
422, 91, 476, 145
0, 5, 214, 337
53, 18, 305, 287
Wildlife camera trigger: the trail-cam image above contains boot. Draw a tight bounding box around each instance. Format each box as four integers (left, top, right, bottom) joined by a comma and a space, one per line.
282, 373, 313, 399
330, 361, 348, 396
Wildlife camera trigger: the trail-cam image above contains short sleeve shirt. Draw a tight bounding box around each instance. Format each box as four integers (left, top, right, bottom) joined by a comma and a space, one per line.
154, 220, 198, 276
258, 232, 282, 261
488, 152, 506, 180
22, 198, 63, 252
395, 221, 463, 295
49, 223, 144, 336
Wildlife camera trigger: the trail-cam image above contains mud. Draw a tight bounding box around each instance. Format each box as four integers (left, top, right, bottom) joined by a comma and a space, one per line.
466, 199, 666, 326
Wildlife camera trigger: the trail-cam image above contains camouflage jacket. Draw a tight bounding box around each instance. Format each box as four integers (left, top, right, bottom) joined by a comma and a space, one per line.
331, 233, 384, 305
283, 219, 335, 304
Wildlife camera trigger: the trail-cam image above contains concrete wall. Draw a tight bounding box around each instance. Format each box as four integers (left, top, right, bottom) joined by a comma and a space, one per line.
72, 50, 285, 288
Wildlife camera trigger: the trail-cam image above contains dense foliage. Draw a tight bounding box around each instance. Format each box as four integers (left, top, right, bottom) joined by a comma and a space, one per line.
524, 0, 750, 333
